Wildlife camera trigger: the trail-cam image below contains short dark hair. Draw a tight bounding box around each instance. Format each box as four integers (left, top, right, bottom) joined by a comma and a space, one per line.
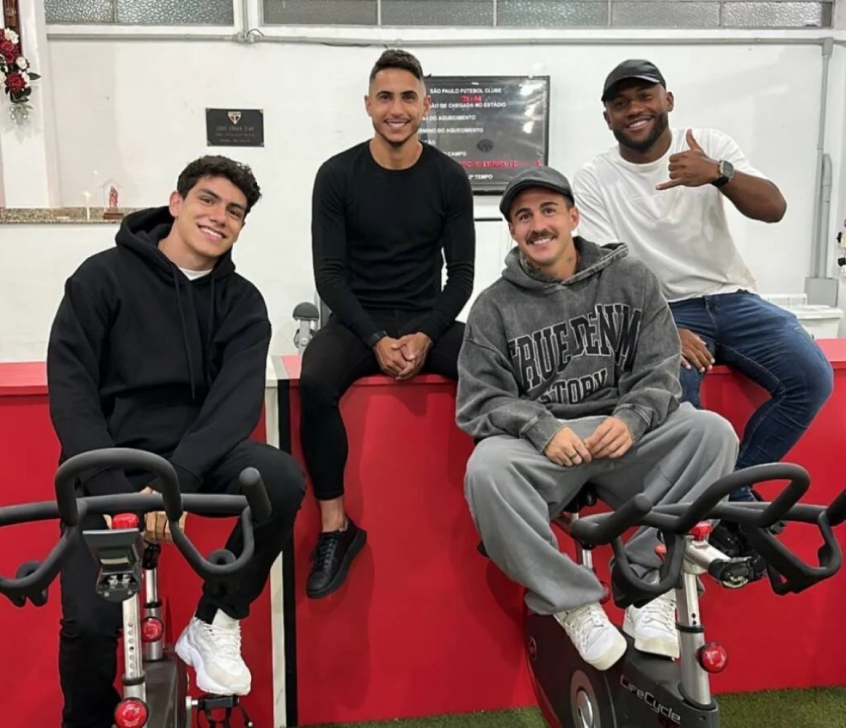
369, 48, 424, 84
176, 155, 262, 215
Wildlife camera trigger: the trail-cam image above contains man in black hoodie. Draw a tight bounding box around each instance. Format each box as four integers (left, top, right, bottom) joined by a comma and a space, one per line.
47, 155, 305, 728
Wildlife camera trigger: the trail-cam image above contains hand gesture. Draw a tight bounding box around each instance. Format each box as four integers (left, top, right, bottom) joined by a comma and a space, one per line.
679, 328, 714, 372
543, 427, 592, 467
656, 130, 719, 190
393, 332, 432, 381
373, 336, 409, 378
584, 417, 633, 460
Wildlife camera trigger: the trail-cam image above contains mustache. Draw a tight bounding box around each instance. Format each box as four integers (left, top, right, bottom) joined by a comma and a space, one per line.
527, 230, 556, 244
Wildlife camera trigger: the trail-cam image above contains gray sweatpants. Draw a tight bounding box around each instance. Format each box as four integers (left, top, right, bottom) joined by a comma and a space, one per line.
464, 403, 739, 615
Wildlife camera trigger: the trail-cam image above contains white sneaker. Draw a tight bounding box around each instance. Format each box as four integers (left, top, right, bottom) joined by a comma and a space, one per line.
554, 603, 627, 671
623, 589, 679, 659
175, 611, 251, 696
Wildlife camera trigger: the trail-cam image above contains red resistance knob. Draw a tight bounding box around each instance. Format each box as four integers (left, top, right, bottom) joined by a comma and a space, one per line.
689, 522, 713, 542
141, 616, 164, 643
112, 513, 139, 530
698, 642, 729, 674
114, 697, 149, 728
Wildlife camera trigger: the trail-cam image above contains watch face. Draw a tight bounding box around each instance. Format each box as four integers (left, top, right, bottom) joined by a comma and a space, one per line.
721, 160, 735, 178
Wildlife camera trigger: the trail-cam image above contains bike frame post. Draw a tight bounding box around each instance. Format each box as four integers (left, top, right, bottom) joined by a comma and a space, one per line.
676, 569, 711, 707
143, 544, 165, 662
122, 593, 146, 703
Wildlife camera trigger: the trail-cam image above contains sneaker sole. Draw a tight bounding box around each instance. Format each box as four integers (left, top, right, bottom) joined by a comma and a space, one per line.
553, 615, 628, 672
175, 630, 251, 696
306, 527, 367, 599
622, 615, 680, 659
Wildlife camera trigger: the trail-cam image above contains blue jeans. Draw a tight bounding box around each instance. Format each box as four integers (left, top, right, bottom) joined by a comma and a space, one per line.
669, 291, 833, 501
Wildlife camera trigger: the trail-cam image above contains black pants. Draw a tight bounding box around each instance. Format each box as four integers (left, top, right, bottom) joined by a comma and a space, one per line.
299, 312, 464, 501
59, 439, 305, 728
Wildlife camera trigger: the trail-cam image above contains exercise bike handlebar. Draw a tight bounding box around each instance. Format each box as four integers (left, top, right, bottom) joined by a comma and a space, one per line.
0, 500, 81, 607
570, 463, 846, 597
0, 448, 273, 607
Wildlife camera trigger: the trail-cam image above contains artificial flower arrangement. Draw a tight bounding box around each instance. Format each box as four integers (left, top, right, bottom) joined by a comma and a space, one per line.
0, 28, 40, 121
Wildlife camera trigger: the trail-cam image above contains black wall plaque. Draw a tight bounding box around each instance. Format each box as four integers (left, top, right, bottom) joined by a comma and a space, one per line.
206, 108, 264, 147
419, 76, 550, 193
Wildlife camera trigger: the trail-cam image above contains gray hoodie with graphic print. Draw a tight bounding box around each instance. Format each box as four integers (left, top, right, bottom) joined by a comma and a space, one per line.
456, 237, 681, 451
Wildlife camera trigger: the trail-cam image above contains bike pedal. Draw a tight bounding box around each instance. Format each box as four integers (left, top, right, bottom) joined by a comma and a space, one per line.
195, 694, 254, 728
709, 558, 754, 589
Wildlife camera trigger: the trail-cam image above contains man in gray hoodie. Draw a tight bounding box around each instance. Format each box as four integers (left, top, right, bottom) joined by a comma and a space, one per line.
456, 165, 739, 672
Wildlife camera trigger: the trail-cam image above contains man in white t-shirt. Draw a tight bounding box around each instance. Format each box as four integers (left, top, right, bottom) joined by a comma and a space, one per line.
573, 59, 833, 571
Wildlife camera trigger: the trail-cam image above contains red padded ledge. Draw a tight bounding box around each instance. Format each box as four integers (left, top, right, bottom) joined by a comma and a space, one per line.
4, 339, 846, 396
0, 361, 48, 396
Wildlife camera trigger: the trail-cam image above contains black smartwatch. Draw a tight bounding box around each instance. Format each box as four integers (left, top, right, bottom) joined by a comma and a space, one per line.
367, 330, 387, 348
711, 159, 735, 188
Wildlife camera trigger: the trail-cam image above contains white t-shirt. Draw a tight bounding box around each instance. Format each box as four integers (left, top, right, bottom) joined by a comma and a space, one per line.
179, 267, 213, 281
572, 127, 764, 303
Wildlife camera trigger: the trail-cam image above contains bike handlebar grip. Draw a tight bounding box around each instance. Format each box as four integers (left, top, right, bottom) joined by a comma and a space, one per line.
570, 494, 653, 545
54, 448, 183, 524
238, 468, 272, 524
826, 487, 846, 527
673, 463, 809, 534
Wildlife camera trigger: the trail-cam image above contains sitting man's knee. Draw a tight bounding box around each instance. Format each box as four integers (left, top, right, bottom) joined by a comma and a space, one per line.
802, 355, 834, 411
253, 448, 306, 516
298, 365, 332, 404
688, 408, 739, 453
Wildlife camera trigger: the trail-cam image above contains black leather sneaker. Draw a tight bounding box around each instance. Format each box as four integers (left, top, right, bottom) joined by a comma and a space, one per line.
306, 518, 367, 599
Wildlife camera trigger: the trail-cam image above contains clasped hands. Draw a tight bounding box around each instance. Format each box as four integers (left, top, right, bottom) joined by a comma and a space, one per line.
373, 332, 432, 381
104, 484, 187, 544
543, 417, 633, 468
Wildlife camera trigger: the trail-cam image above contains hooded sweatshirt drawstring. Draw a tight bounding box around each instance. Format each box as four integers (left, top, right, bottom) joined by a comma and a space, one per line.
206, 276, 217, 389
171, 267, 197, 400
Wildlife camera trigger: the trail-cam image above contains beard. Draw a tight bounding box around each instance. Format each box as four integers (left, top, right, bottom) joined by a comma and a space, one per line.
613, 111, 669, 154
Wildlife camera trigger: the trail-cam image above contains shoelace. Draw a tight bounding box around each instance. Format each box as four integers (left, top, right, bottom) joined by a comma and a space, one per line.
196, 621, 242, 661
639, 593, 676, 632
565, 605, 610, 650
311, 532, 344, 569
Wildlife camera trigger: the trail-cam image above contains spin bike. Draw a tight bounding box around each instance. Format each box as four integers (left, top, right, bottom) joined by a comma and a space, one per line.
524, 463, 846, 728
0, 447, 273, 728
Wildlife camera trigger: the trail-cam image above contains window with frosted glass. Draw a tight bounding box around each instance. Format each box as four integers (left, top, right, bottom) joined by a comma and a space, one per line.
45, 0, 235, 25
44, 0, 833, 29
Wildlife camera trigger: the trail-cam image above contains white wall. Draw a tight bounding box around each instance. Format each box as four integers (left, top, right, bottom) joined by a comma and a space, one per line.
830, 44, 846, 311
1, 31, 844, 361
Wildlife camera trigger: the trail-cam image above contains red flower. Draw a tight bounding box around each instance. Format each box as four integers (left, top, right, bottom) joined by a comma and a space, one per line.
0, 40, 18, 63
5, 72, 26, 94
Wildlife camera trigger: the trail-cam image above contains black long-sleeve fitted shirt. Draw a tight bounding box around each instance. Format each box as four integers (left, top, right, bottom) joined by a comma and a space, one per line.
311, 141, 475, 344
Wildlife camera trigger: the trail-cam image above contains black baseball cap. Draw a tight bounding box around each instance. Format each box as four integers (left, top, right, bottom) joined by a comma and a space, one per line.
499, 166, 573, 221
601, 59, 666, 102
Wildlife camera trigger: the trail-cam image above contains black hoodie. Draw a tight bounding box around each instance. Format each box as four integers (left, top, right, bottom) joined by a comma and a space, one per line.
47, 206, 271, 496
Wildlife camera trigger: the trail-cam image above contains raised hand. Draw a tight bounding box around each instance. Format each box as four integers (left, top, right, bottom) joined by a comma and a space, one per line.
656, 129, 720, 190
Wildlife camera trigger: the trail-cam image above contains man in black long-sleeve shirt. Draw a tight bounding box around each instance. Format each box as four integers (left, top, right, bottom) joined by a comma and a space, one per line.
302, 48, 476, 598
47, 156, 305, 728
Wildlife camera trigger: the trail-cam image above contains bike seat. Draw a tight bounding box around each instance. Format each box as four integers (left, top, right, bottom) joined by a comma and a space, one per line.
560, 484, 598, 514
477, 483, 599, 558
